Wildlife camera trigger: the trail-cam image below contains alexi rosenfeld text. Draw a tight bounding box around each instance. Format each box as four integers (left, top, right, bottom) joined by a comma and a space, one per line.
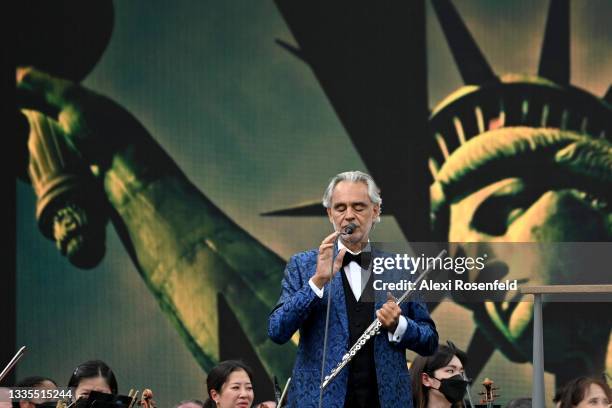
371, 253, 518, 293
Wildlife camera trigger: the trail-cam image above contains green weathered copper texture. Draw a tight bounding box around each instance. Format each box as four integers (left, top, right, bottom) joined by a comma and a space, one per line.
23, 109, 107, 269
17, 67, 296, 382
101, 126, 296, 379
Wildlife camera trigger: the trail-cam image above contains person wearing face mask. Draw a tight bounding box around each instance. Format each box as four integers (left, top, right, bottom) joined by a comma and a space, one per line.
67, 360, 118, 402
11, 376, 58, 408
410, 341, 470, 408
557, 376, 611, 408
203, 360, 274, 408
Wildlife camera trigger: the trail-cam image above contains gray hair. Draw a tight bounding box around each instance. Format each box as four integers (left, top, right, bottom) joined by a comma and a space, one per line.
322, 170, 382, 223
174, 400, 205, 408
505, 397, 532, 408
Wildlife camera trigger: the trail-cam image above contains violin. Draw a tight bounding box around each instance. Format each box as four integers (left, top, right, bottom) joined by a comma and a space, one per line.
140, 389, 156, 408
477, 378, 500, 408
127, 388, 156, 408
61, 389, 157, 408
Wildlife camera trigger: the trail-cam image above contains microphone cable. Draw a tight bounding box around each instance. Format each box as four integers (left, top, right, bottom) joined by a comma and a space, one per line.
318, 223, 355, 408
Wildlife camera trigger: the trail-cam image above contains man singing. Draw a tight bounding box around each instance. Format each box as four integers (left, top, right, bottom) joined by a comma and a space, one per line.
268, 171, 438, 408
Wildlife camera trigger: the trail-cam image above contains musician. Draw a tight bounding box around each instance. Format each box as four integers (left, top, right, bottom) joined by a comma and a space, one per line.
203, 360, 273, 408
504, 397, 531, 408
12, 376, 57, 408
553, 384, 568, 408
409, 341, 470, 408
557, 376, 611, 408
268, 171, 438, 407
174, 400, 204, 408
68, 360, 118, 401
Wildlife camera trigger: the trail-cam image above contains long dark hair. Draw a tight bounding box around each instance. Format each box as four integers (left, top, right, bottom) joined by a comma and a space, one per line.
68, 360, 118, 395
203, 360, 254, 408
410, 341, 468, 408
558, 376, 611, 408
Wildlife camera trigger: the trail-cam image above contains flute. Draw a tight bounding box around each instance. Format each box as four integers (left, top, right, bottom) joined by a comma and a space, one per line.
321, 249, 446, 389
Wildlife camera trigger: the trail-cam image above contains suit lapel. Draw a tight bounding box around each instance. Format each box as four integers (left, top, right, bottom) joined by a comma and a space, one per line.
331, 245, 349, 336
372, 248, 385, 310
360, 253, 372, 296
333, 266, 349, 336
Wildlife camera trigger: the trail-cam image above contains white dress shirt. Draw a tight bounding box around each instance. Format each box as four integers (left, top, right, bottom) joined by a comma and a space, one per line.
308, 241, 408, 343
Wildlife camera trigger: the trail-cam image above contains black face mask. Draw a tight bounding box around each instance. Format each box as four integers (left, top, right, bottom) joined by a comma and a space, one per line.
432, 374, 469, 404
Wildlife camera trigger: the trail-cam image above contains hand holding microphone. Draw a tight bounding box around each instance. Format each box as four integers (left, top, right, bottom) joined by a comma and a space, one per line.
312, 223, 356, 289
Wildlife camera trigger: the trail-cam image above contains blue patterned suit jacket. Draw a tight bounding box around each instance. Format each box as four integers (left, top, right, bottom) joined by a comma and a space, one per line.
268, 247, 438, 407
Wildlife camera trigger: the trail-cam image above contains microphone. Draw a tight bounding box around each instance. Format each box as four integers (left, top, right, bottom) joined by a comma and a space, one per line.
341, 222, 357, 235
320, 220, 357, 407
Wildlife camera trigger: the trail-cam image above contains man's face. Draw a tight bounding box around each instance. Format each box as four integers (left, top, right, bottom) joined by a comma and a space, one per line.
327, 180, 380, 246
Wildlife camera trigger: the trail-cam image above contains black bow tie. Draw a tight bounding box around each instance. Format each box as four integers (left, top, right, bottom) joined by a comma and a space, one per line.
341, 251, 371, 269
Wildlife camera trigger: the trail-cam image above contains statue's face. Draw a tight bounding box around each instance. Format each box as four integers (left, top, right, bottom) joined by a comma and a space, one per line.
447, 176, 611, 362
449, 177, 611, 289
448, 177, 611, 244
